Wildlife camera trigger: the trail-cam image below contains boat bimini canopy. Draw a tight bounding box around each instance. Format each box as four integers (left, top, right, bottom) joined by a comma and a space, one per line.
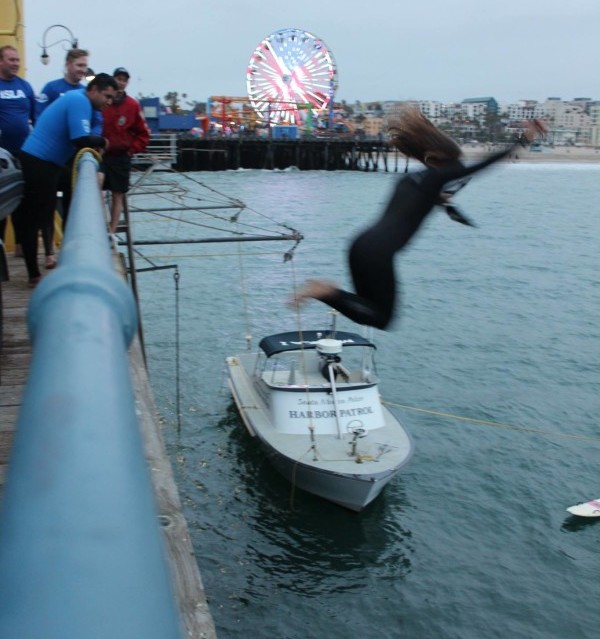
258, 330, 376, 358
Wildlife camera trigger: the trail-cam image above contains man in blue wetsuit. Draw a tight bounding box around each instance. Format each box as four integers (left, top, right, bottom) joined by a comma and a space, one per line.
0, 45, 36, 241
18, 73, 117, 286
36, 49, 97, 263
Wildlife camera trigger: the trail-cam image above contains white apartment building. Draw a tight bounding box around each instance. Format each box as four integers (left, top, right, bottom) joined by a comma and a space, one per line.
461, 97, 499, 121
476, 97, 596, 145
418, 100, 444, 121
538, 98, 591, 143
440, 102, 464, 121
589, 103, 600, 146
506, 100, 538, 120
344, 96, 599, 145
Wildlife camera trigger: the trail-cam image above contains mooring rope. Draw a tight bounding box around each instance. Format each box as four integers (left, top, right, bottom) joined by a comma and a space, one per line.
128, 204, 287, 238
127, 164, 302, 242
382, 400, 600, 443
235, 223, 253, 351
289, 258, 320, 463
173, 268, 182, 434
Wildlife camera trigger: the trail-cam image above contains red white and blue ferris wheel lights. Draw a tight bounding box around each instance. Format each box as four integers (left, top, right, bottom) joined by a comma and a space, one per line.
247, 28, 338, 125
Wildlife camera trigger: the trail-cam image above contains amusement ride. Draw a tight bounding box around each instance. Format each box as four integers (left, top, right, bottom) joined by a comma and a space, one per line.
246, 27, 338, 128
209, 29, 338, 134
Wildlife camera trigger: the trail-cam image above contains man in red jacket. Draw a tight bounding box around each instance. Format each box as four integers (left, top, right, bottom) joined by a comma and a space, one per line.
102, 67, 150, 233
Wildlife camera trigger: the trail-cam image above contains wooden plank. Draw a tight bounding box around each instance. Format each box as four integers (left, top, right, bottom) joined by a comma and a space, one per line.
0, 254, 29, 476
0, 385, 23, 406
129, 337, 217, 638
0, 250, 217, 638
0, 434, 16, 470
0, 405, 18, 422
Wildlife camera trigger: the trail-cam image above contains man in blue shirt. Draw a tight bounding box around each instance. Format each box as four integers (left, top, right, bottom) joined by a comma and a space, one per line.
0, 45, 35, 242
18, 73, 117, 286
36, 49, 100, 265
35, 48, 90, 117
0, 45, 35, 154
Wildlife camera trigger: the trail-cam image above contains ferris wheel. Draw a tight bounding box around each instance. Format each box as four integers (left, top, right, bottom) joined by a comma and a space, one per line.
246, 28, 338, 126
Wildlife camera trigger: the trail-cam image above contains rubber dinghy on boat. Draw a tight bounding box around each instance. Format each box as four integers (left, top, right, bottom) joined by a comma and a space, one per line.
0, 149, 23, 222
226, 329, 413, 511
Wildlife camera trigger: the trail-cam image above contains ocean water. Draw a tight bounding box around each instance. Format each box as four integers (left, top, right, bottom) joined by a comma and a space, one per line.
133, 163, 599, 639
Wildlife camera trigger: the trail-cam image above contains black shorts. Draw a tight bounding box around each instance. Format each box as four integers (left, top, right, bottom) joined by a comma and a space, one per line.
103, 154, 132, 193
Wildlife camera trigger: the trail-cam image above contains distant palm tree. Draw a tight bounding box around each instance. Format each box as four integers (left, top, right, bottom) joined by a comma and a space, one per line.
163, 91, 188, 114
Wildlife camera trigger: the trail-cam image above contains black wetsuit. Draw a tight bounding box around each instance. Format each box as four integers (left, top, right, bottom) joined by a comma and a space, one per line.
323, 146, 517, 329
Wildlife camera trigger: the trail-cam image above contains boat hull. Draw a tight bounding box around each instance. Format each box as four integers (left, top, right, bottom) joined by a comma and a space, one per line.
259, 435, 402, 511
226, 342, 413, 511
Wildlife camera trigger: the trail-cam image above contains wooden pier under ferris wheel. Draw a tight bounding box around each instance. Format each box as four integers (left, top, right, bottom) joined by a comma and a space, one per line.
176, 136, 402, 172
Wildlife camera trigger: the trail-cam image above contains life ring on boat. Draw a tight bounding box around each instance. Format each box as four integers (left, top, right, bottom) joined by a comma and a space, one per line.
347, 421, 367, 437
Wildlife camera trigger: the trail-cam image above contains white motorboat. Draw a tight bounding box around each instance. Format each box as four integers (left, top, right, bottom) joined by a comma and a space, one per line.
226, 328, 413, 511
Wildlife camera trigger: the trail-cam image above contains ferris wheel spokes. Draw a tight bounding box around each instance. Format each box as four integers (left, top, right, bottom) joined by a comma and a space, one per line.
247, 27, 338, 126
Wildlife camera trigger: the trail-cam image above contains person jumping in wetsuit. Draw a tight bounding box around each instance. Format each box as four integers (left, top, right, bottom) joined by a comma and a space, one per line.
292, 109, 547, 329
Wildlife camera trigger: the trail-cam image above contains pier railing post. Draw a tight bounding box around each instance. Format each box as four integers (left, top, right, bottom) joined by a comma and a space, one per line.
0, 152, 182, 638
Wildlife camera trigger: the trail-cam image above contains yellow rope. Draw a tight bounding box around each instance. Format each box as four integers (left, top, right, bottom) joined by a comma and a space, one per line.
382, 400, 600, 443
71, 147, 104, 189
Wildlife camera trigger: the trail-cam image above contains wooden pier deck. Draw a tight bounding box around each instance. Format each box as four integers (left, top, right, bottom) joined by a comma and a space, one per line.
0, 254, 29, 488
0, 252, 217, 638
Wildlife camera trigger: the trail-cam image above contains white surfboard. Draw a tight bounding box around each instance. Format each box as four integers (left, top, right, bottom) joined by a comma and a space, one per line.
566, 498, 600, 517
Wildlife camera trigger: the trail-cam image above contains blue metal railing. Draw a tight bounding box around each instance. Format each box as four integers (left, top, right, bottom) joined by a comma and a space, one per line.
0, 152, 182, 638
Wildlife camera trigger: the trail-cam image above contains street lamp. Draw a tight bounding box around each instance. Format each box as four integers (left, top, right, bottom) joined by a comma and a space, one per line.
39, 24, 78, 65
85, 68, 95, 82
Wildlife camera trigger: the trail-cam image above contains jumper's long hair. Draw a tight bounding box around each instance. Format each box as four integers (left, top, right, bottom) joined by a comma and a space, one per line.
387, 108, 462, 165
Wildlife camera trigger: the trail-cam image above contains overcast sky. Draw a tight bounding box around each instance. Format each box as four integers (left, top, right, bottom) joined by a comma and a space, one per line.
22, 0, 599, 106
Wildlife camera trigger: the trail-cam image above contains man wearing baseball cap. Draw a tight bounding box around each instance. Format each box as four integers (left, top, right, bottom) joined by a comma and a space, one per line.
113, 67, 129, 79
19, 73, 117, 286
102, 67, 149, 233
